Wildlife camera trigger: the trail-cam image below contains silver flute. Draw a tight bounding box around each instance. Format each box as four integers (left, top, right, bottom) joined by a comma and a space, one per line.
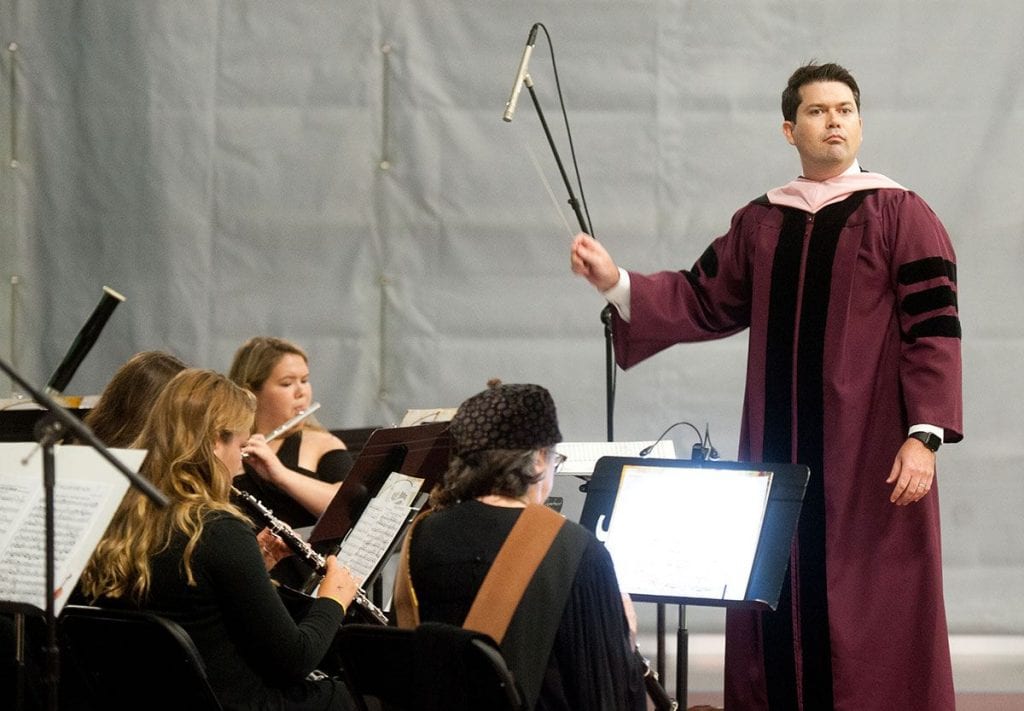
232, 486, 389, 625
265, 402, 321, 442
241, 403, 321, 458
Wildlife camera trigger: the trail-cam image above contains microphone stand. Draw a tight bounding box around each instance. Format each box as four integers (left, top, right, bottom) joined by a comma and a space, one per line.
601, 304, 614, 441
0, 356, 168, 711
671, 441, 717, 710
521, 80, 615, 441
514, 41, 691, 705
524, 79, 589, 236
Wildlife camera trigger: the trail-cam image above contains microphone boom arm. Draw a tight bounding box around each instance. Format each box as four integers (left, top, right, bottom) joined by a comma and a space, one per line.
522, 74, 612, 438
503, 25, 607, 435
523, 79, 590, 235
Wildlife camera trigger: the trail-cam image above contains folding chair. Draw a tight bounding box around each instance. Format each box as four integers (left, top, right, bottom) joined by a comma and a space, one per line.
59, 604, 222, 710
335, 623, 526, 711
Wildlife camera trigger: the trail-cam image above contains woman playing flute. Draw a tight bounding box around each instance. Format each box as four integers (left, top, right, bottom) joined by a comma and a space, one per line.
230, 337, 352, 527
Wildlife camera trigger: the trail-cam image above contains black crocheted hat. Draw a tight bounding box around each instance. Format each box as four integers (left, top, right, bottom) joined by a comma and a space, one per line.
450, 380, 562, 456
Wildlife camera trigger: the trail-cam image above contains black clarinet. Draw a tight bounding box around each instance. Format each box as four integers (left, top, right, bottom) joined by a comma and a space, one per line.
231, 486, 389, 625
636, 648, 679, 711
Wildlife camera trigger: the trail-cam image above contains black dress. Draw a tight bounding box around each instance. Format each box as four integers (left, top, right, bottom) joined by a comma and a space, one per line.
233, 431, 353, 529
409, 500, 646, 711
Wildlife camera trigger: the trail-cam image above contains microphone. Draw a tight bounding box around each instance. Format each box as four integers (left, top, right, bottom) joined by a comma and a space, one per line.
638, 421, 703, 457
502, 24, 540, 122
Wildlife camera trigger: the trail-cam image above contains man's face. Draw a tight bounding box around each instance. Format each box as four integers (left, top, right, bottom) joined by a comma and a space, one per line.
782, 80, 863, 180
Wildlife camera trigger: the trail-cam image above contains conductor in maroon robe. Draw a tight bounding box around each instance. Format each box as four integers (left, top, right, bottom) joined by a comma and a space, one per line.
570, 62, 962, 711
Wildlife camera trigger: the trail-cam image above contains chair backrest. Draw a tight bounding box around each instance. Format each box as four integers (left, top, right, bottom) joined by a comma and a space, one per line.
59, 604, 223, 710
336, 623, 526, 711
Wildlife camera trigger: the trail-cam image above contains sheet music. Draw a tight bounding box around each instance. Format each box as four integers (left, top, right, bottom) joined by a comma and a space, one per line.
335, 472, 423, 583
555, 440, 677, 476
602, 465, 771, 601
0, 443, 145, 614
398, 408, 457, 426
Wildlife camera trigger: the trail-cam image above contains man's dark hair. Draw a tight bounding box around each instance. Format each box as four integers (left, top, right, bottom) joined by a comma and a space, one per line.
781, 62, 861, 123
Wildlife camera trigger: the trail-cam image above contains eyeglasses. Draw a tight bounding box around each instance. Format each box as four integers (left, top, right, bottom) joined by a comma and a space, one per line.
551, 452, 568, 473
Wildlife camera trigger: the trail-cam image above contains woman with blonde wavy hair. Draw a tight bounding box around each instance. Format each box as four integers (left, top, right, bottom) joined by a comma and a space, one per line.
80, 369, 359, 711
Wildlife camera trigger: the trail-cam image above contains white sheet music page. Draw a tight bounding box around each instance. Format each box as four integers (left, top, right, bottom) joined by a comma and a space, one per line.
555, 441, 677, 476
398, 408, 457, 426
335, 471, 423, 583
0, 443, 146, 614
602, 464, 772, 601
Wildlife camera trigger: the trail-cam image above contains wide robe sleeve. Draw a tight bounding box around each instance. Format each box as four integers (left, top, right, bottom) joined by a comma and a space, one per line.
885, 192, 963, 442
611, 202, 767, 369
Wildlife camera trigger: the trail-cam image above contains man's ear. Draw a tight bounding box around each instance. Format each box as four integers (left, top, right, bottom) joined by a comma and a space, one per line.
782, 121, 796, 145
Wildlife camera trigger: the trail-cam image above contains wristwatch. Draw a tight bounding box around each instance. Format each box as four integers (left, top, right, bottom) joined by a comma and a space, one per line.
908, 431, 942, 452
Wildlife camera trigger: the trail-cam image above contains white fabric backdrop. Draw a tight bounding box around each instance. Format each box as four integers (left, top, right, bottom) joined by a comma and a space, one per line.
2, 0, 1021, 633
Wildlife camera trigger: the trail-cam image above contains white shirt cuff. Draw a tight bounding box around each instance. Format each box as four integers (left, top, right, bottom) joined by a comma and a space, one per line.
602, 268, 631, 322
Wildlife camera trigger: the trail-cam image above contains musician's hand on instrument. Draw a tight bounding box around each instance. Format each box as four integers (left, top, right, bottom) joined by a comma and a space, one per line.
241, 435, 288, 482
571, 233, 620, 292
256, 527, 292, 571
318, 555, 360, 613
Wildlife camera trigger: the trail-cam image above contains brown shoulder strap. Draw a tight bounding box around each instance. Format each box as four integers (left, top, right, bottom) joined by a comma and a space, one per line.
393, 510, 427, 629
462, 504, 565, 644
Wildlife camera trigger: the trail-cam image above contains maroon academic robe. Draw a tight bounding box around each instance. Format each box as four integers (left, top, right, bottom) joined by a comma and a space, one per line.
612, 187, 962, 710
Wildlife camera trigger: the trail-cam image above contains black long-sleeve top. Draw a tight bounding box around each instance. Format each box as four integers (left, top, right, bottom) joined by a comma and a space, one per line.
100, 511, 349, 710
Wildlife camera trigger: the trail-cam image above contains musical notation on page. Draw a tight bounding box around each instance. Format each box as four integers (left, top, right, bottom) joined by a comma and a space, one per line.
0, 443, 146, 614
335, 472, 423, 583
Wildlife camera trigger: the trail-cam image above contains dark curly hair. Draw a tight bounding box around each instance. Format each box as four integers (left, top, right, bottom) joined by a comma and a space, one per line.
428, 449, 544, 510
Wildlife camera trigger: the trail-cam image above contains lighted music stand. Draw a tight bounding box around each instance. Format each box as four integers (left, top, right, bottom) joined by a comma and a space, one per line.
579, 456, 809, 708
304, 421, 452, 592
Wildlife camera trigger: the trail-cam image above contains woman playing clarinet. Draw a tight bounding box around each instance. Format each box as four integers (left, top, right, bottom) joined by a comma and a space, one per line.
80, 369, 360, 711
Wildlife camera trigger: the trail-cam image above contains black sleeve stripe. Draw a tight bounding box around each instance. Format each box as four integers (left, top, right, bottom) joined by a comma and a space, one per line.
901, 285, 958, 316
897, 257, 957, 285
697, 244, 719, 279
902, 315, 962, 343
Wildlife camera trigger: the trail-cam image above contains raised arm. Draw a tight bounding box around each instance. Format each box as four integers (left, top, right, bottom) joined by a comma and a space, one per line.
570, 233, 621, 292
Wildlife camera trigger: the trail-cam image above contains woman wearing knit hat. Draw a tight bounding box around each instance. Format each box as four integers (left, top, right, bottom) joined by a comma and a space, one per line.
395, 380, 646, 710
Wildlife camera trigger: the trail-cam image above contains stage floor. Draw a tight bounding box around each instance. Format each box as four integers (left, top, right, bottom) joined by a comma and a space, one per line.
640, 633, 1024, 710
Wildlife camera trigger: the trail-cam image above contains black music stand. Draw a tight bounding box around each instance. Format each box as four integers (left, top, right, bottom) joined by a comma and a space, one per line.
0, 407, 91, 443
304, 422, 452, 592
579, 456, 809, 708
